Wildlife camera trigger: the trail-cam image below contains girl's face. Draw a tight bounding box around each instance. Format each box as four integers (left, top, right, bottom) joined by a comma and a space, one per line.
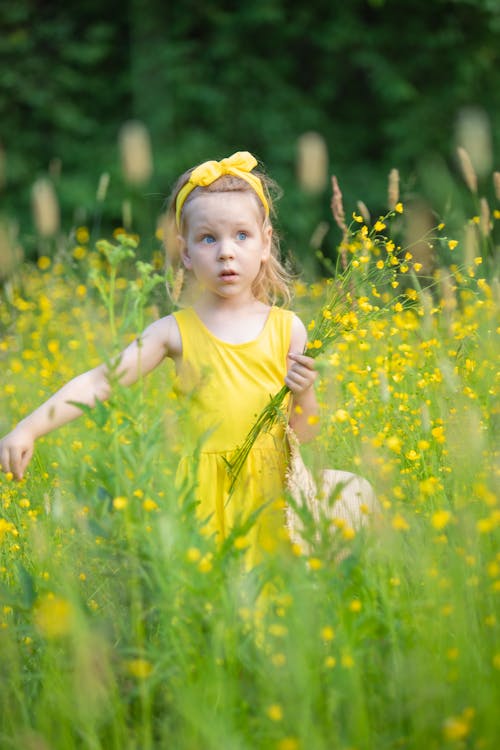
179, 191, 272, 303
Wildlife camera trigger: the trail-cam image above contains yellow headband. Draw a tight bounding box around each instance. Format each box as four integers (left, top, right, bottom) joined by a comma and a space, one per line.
175, 151, 269, 228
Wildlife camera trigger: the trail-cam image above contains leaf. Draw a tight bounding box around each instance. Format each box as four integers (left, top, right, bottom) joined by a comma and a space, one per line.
16, 562, 37, 610
87, 517, 110, 540
68, 398, 109, 428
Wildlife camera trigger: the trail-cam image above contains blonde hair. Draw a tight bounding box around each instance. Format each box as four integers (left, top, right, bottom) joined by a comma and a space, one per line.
162, 160, 294, 306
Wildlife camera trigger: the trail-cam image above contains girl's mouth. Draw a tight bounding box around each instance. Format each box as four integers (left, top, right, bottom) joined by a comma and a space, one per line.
220, 269, 238, 279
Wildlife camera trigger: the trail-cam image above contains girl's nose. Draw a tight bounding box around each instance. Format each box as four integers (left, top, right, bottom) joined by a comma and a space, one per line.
218, 240, 235, 260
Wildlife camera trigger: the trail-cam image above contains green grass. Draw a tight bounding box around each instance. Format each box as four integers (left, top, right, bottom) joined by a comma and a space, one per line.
0, 224, 499, 750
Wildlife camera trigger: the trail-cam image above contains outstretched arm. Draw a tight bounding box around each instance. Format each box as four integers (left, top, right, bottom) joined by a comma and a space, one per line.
0, 315, 180, 479
286, 315, 319, 443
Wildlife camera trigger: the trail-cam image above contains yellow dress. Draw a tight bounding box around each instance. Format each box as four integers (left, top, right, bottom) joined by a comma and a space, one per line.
173, 306, 293, 563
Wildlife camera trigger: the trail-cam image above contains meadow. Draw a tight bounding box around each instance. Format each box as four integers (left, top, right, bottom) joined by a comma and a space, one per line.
0, 177, 499, 749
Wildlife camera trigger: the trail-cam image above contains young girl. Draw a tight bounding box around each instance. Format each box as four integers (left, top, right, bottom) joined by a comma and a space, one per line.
0, 151, 318, 562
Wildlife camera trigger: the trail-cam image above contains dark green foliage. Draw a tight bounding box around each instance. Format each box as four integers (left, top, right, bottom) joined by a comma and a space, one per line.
1, 0, 499, 260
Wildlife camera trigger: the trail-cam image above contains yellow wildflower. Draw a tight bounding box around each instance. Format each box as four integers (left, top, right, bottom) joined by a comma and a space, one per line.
125, 658, 153, 679
37, 256, 51, 270
267, 704, 283, 721
198, 554, 213, 573
320, 626, 335, 641
75, 226, 90, 243
431, 426, 446, 444
333, 408, 349, 422
35, 594, 74, 638
477, 518, 494, 534
442, 716, 469, 742
234, 535, 250, 550
341, 653, 354, 669
431, 510, 452, 530
277, 738, 300, 750
392, 514, 410, 531
186, 547, 201, 563
308, 557, 323, 571
0, 518, 18, 541
268, 624, 288, 637
386, 435, 402, 453
342, 526, 356, 540
405, 449, 419, 461
72, 245, 87, 260
272, 653, 286, 667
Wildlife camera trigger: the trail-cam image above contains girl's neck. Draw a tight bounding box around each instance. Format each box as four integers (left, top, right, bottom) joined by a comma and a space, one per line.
194, 291, 268, 317
192, 295, 272, 344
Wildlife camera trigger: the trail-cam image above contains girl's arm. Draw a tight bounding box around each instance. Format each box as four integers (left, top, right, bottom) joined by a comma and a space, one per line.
0, 315, 180, 479
286, 315, 319, 443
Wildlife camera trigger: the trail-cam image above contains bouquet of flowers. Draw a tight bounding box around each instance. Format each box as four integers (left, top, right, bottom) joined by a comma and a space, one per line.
225, 182, 412, 495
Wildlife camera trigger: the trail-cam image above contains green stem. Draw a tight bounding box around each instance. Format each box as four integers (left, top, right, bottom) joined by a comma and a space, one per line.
226, 384, 290, 495
108, 266, 117, 346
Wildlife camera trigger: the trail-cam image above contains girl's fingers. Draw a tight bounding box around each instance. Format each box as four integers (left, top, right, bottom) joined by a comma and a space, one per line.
10, 447, 22, 480
0, 444, 30, 480
285, 369, 316, 393
288, 352, 316, 369
0, 446, 11, 475
20, 446, 33, 477
288, 365, 317, 383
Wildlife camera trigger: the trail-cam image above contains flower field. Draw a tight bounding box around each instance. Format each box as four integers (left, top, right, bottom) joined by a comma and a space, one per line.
0, 209, 499, 749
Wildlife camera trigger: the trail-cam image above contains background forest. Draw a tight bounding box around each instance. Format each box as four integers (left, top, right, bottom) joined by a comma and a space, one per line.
1, 0, 499, 266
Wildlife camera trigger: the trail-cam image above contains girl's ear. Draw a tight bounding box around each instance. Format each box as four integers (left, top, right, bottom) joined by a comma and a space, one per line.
261, 223, 272, 263
178, 235, 192, 270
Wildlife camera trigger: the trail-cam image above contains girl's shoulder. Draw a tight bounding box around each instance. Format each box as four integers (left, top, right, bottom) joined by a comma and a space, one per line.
288, 311, 308, 352
142, 313, 183, 358
274, 307, 306, 331
266, 307, 306, 353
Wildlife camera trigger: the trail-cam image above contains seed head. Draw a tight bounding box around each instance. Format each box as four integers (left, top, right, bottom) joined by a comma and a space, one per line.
387, 168, 400, 209
493, 171, 500, 201
480, 197, 491, 237
455, 106, 492, 178
119, 120, 153, 185
456, 147, 478, 194
297, 131, 328, 193
31, 178, 60, 237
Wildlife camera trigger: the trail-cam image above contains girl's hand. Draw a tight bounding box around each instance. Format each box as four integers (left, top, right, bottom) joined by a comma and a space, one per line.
0, 425, 35, 480
285, 352, 317, 396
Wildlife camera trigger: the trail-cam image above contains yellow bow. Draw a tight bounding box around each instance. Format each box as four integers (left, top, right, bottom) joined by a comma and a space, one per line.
175, 151, 269, 227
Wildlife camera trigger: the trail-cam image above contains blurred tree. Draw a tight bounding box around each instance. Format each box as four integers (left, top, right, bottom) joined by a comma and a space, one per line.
129, 0, 500, 257
0, 0, 499, 261
0, 0, 131, 250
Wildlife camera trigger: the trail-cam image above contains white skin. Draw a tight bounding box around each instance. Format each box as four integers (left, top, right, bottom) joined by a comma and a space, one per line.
0, 189, 318, 480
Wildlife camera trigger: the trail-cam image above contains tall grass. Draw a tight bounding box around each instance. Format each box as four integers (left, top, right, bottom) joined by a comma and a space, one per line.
0, 189, 499, 750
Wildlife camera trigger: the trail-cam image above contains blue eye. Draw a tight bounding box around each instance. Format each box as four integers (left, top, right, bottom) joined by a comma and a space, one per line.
202, 234, 216, 244
237, 231, 247, 241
